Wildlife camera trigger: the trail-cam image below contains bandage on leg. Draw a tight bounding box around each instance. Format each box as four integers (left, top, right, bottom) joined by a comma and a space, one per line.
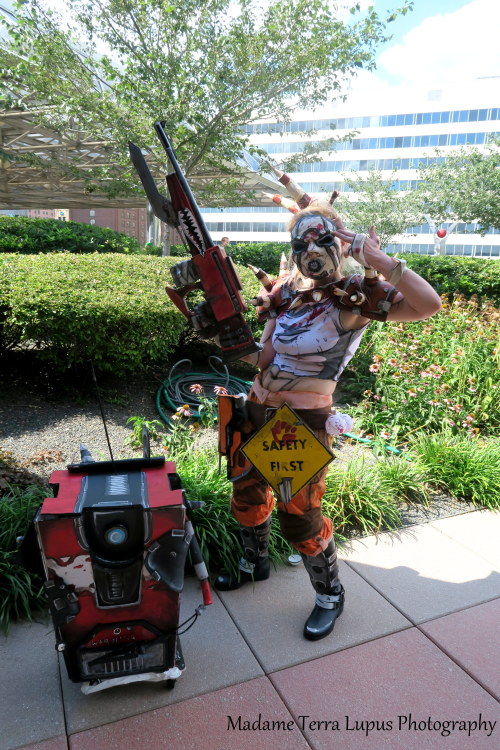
214, 518, 271, 591
301, 540, 345, 640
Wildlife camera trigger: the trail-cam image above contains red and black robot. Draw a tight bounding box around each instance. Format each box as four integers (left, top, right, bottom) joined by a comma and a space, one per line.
23, 444, 211, 694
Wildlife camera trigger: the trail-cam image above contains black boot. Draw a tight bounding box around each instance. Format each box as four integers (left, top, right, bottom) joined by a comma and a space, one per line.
303, 585, 345, 641
301, 541, 345, 641
214, 518, 271, 591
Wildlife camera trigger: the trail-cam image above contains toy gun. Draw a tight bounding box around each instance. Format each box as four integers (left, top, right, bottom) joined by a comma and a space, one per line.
129, 122, 261, 363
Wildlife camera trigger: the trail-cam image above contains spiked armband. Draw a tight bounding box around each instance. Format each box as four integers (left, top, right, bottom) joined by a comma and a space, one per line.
249, 278, 293, 322
249, 274, 398, 322
328, 274, 398, 321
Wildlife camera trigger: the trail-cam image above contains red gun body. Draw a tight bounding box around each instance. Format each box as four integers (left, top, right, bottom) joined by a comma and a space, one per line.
129, 125, 260, 363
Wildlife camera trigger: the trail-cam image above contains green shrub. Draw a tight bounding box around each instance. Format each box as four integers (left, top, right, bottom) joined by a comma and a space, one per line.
170, 241, 287, 276
373, 455, 430, 506
0, 253, 263, 374
138, 242, 163, 256
0, 253, 187, 373
401, 254, 500, 304
169, 244, 500, 302
1, 247, 498, 385
347, 294, 500, 440
0, 216, 142, 255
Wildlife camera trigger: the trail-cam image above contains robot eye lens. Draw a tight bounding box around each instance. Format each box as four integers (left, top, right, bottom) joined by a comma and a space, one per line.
105, 525, 128, 545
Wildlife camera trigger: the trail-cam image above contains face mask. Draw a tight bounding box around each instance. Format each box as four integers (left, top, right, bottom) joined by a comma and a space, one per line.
290, 214, 341, 280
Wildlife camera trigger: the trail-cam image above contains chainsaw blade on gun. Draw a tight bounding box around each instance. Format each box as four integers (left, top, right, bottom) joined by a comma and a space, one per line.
128, 128, 261, 363
128, 141, 176, 227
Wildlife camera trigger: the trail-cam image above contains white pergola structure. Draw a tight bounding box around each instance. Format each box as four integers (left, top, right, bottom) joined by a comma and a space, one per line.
0, 106, 285, 210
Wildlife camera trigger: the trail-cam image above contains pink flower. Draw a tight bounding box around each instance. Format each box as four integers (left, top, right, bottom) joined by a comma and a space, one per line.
176, 404, 192, 417
369, 364, 380, 373
214, 385, 228, 395
189, 383, 203, 395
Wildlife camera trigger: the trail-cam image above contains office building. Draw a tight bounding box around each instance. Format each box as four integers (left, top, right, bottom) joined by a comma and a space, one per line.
202, 77, 500, 257
68, 207, 148, 244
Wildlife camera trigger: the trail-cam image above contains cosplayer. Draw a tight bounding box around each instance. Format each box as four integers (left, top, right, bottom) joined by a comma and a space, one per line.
214, 170, 442, 641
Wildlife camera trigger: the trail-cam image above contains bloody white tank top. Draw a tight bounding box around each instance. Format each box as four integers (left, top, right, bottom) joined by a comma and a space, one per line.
271, 298, 369, 381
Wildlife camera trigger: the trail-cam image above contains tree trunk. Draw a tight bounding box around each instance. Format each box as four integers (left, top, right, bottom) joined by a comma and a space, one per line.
161, 222, 171, 256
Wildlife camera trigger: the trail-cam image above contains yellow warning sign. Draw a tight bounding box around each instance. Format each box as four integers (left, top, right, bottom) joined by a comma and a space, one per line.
241, 403, 334, 502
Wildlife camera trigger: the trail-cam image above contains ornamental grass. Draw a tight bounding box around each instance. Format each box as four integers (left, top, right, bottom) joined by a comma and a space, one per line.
408, 431, 500, 509
0, 484, 47, 633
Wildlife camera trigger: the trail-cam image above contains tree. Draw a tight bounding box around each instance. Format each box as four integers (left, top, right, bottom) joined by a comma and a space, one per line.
0, 0, 412, 205
334, 170, 423, 250
415, 138, 500, 233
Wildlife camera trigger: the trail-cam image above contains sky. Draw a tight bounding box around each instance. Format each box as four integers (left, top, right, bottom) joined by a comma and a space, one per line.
1, 0, 499, 91
366, 0, 500, 88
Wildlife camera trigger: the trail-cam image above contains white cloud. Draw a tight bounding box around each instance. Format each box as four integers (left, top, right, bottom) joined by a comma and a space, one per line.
376, 0, 500, 86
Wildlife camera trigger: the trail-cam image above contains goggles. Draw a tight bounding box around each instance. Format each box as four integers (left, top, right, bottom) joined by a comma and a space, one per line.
291, 229, 337, 254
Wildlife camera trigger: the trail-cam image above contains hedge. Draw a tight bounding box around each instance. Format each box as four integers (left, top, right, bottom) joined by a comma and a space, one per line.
1, 249, 498, 377
2, 218, 498, 303
0, 216, 142, 255
170, 242, 500, 303
0, 254, 185, 373
170, 241, 287, 273
0, 253, 261, 375
397, 254, 500, 304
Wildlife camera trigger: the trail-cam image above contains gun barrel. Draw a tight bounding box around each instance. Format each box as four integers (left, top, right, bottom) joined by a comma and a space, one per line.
154, 122, 213, 251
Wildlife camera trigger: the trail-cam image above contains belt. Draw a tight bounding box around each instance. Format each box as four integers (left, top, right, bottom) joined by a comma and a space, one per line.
246, 400, 331, 431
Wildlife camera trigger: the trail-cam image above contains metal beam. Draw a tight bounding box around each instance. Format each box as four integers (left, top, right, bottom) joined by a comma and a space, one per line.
0, 106, 284, 209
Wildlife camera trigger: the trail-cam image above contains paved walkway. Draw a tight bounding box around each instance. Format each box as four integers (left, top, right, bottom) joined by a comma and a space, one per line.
1, 509, 499, 750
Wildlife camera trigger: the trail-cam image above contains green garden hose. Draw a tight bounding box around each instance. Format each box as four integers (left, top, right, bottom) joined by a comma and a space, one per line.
343, 432, 403, 455
156, 356, 253, 427
156, 360, 406, 458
